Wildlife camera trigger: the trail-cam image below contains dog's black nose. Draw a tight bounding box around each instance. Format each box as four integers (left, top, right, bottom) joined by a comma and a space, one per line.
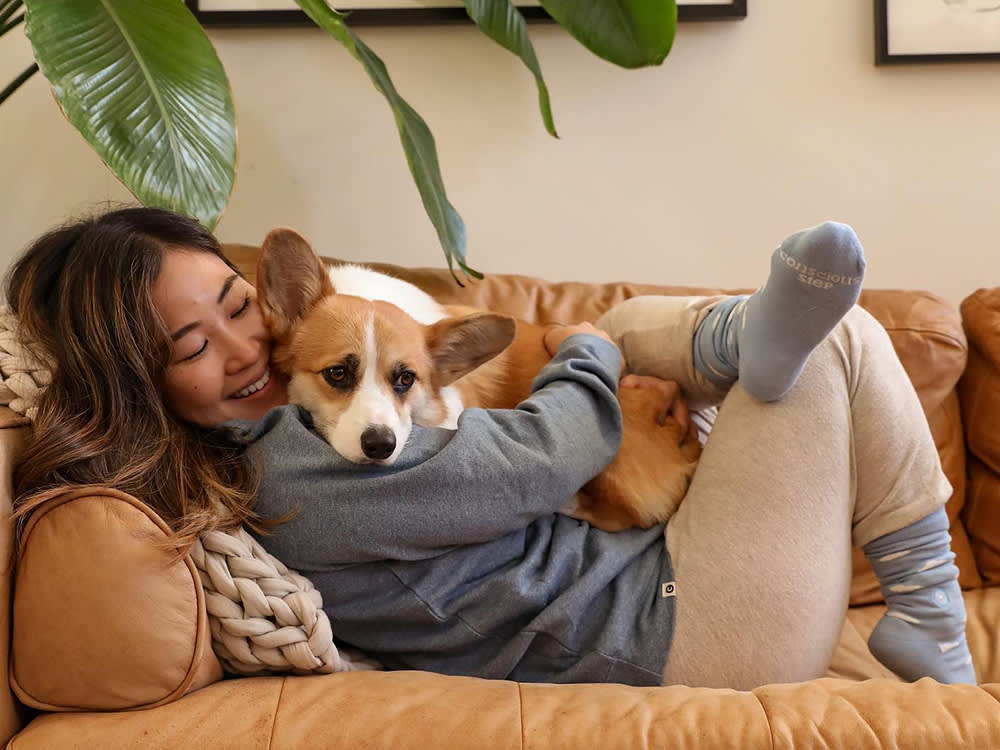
361, 425, 396, 460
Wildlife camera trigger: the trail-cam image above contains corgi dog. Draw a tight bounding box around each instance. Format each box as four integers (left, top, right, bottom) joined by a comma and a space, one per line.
256, 228, 702, 531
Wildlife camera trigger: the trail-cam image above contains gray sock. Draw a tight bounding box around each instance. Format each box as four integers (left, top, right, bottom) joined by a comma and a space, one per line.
863, 508, 976, 684
693, 221, 866, 401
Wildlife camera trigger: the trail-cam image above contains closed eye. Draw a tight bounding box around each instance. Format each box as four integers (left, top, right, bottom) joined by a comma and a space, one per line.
231, 294, 250, 319
180, 341, 207, 362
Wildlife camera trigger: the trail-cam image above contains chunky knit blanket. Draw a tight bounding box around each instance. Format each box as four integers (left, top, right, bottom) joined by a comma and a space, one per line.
0, 305, 377, 675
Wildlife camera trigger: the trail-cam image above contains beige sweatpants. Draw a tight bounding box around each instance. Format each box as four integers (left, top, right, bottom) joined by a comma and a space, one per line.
596, 297, 951, 690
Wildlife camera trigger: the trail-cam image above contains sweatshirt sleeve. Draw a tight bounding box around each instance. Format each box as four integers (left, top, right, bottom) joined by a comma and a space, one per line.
241, 334, 623, 566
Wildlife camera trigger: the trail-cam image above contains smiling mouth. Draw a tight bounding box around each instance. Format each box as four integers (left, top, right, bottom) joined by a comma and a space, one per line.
230, 369, 271, 399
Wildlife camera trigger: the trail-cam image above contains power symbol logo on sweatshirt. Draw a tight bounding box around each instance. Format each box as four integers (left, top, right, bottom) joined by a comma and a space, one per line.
661, 582, 677, 598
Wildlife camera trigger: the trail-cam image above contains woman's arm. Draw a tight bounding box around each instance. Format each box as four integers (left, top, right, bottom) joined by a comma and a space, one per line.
240, 334, 624, 566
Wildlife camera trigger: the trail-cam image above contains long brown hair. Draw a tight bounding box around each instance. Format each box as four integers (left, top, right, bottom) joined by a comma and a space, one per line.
5, 207, 272, 550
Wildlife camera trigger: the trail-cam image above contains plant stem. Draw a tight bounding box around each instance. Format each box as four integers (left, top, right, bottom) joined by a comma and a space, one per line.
0, 0, 31, 106
0, 62, 38, 107
0, 0, 22, 27
0, 11, 23, 35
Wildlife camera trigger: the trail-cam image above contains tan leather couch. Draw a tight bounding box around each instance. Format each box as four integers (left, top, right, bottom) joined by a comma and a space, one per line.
4, 248, 1000, 749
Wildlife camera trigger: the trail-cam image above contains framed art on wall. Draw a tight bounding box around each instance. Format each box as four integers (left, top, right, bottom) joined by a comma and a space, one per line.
186, 0, 747, 26
876, 0, 1000, 64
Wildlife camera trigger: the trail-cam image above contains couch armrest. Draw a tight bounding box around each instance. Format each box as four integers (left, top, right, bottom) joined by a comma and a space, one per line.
10, 487, 222, 713
0, 408, 30, 746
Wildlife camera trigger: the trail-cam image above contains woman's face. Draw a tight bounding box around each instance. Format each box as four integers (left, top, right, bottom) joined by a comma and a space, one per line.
153, 248, 288, 427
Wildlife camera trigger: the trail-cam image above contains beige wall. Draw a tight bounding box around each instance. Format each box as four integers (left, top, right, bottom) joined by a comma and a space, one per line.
2, 0, 998, 306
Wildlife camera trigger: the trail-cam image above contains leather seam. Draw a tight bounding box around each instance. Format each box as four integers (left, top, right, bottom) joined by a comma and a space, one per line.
750, 690, 776, 750
267, 676, 288, 750
882, 324, 966, 352
516, 682, 526, 750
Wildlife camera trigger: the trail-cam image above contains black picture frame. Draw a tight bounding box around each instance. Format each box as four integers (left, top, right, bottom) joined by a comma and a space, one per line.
185, 1, 747, 27
876, 0, 1000, 65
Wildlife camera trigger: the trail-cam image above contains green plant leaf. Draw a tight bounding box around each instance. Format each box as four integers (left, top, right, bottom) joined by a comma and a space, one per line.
295, 0, 479, 282
24, 0, 236, 230
463, 0, 556, 137
539, 0, 676, 69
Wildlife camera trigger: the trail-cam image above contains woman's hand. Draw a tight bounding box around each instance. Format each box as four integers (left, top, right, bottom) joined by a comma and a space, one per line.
543, 322, 616, 357
619, 374, 696, 440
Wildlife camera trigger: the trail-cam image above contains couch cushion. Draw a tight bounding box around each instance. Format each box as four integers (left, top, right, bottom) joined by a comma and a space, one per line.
11, 488, 222, 711
959, 287, 1000, 586
847, 293, 978, 602
9, 663, 1000, 750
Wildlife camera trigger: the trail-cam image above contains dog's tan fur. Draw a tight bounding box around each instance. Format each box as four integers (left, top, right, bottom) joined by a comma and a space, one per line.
257, 230, 701, 531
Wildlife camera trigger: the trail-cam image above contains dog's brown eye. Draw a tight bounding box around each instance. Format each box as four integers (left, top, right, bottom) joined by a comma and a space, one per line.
322, 366, 347, 387
320, 355, 358, 389
393, 370, 416, 393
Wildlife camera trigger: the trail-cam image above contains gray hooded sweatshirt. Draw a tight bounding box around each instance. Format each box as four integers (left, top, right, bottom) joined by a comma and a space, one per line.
227, 334, 676, 686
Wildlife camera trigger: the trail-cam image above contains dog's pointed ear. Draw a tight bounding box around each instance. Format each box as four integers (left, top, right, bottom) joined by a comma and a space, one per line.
257, 228, 334, 338
426, 313, 516, 387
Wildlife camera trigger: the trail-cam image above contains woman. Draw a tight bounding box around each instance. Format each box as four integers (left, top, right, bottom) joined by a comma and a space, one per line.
4, 206, 974, 690
4, 207, 282, 549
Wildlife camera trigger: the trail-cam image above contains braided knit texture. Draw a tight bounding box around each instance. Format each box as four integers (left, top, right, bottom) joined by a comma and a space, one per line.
0, 306, 50, 421
0, 305, 376, 675
193, 528, 379, 674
